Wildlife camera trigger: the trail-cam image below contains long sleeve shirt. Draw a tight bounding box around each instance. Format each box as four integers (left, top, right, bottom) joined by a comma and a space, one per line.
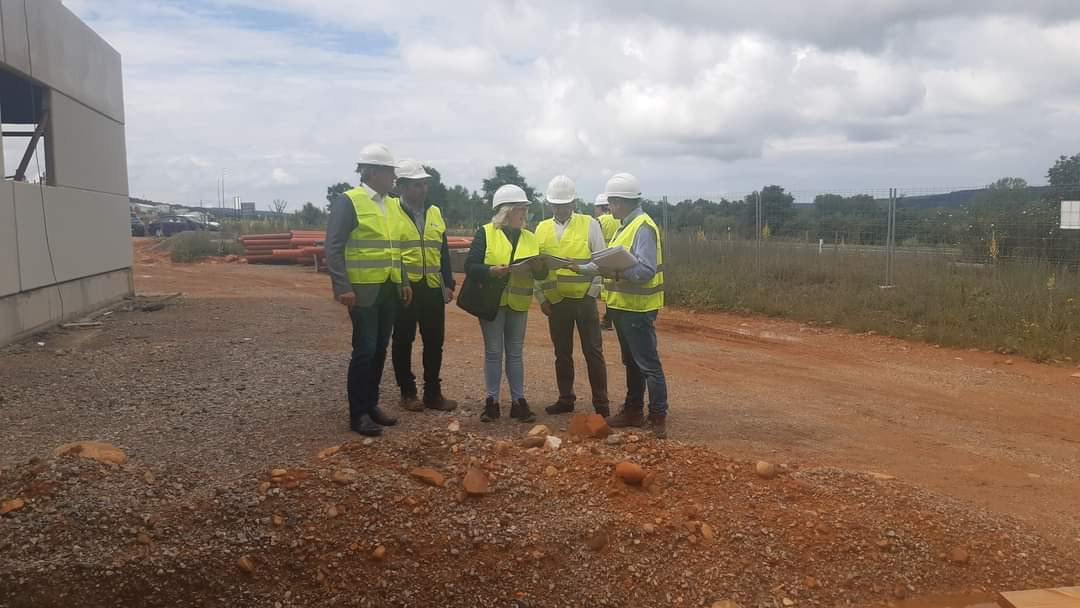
325, 183, 405, 305
535, 213, 607, 303
578, 206, 658, 284
399, 201, 455, 289
464, 226, 547, 282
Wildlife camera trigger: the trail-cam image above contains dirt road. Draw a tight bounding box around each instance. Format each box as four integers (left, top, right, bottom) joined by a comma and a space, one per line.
5, 239, 1079, 550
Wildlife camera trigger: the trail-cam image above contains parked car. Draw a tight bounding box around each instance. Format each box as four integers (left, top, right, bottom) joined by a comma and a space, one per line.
130, 214, 146, 236
180, 213, 222, 231
146, 215, 204, 237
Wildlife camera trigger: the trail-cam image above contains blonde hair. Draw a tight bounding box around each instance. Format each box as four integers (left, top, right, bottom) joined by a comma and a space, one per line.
492, 203, 527, 229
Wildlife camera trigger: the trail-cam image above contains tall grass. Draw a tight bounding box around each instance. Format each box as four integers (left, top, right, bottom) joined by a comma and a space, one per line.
162, 232, 244, 263
664, 234, 1080, 361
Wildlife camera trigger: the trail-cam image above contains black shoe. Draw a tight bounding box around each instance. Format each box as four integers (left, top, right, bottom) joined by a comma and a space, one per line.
594, 403, 611, 418
369, 406, 398, 426
544, 400, 575, 415
608, 405, 645, 428
424, 393, 458, 412
480, 397, 500, 422
510, 398, 537, 423
350, 415, 383, 436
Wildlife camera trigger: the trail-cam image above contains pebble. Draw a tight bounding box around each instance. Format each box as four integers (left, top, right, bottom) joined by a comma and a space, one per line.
463, 468, 490, 496
755, 461, 779, 479
605, 433, 625, 445
528, 425, 550, 437
544, 436, 562, 451
615, 461, 646, 485
409, 467, 446, 488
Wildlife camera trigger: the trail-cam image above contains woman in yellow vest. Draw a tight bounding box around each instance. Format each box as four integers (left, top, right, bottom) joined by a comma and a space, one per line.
463, 184, 547, 423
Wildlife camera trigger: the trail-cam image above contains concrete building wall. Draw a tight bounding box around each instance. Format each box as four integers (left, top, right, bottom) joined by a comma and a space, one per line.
0, 0, 132, 346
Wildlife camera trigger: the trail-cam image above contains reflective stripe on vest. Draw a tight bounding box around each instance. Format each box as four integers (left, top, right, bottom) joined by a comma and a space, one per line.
482, 223, 539, 312
399, 204, 447, 287
604, 212, 664, 312
344, 188, 403, 285
535, 214, 593, 303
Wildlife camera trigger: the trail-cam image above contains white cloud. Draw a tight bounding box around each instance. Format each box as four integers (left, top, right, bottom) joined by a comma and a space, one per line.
65, 0, 1080, 206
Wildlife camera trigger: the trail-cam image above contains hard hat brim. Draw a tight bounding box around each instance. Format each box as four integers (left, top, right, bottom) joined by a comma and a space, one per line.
358, 161, 398, 169
546, 197, 576, 205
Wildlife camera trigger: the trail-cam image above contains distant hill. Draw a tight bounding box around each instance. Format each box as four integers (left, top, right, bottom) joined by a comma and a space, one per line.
895, 185, 1057, 209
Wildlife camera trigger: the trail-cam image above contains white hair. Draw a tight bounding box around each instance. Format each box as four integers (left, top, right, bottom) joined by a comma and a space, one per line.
492, 203, 527, 229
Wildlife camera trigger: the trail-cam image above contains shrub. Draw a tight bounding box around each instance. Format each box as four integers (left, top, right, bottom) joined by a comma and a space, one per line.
163, 232, 241, 262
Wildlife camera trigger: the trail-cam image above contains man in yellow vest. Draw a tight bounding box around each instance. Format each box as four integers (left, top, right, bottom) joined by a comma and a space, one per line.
391, 160, 458, 413
572, 172, 668, 438
594, 193, 619, 331
535, 175, 610, 417
325, 143, 413, 437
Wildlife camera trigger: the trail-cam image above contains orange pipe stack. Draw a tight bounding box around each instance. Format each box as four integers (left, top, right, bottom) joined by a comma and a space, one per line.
240, 231, 473, 269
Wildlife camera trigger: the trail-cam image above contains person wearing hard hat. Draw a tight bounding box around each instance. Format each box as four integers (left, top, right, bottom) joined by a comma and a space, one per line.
325, 143, 413, 437
391, 160, 458, 413
464, 184, 548, 424
571, 172, 669, 438
594, 193, 619, 331
534, 175, 610, 418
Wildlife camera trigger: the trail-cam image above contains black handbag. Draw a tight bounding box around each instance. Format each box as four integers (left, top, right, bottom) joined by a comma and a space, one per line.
456, 274, 505, 321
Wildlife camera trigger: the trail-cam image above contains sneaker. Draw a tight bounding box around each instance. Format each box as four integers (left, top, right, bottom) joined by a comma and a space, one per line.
646, 413, 667, 439
424, 393, 458, 412
544, 400, 575, 415
607, 405, 645, 428
400, 391, 424, 412
509, 398, 537, 423
593, 403, 611, 418
479, 397, 500, 422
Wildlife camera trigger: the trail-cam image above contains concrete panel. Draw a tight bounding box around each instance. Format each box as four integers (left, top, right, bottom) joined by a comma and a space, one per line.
0, 267, 131, 345
41, 186, 131, 283
0, 182, 19, 296
1, 0, 31, 76
12, 180, 51, 291
49, 91, 129, 195
26, 0, 123, 122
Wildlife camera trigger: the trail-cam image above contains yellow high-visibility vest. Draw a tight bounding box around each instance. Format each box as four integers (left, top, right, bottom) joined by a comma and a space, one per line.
535, 214, 593, 304
344, 187, 402, 285
482, 223, 539, 312
604, 213, 664, 312
399, 204, 447, 287
598, 213, 620, 244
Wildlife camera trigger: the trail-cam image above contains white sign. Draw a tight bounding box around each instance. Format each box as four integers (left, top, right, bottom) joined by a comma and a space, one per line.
1062, 201, 1080, 229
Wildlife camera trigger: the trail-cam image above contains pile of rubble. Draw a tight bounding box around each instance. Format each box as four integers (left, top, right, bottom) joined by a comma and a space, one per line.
2, 415, 1077, 607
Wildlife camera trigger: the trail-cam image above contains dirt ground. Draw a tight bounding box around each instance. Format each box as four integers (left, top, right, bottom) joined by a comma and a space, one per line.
2, 238, 1079, 606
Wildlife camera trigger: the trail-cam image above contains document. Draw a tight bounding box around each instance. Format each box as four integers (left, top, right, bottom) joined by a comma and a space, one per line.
507, 254, 574, 274
590, 246, 638, 271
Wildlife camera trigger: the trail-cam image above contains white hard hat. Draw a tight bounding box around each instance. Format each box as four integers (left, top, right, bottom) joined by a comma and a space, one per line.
357, 143, 395, 168
604, 172, 641, 199
545, 175, 576, 205
395, 159, 430, 180
492, 184, 530, 209
594, 193, 609, 206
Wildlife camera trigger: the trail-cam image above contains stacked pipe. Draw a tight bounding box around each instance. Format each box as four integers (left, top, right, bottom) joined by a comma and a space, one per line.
239, 230, 474, 271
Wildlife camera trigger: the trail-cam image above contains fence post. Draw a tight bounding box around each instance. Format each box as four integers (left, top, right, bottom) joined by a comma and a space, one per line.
755, 191, 762, 277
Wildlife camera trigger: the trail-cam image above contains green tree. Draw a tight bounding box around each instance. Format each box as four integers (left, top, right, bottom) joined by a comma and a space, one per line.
326, 182, 352, 206
481, 164, 535, 204
1047, 153, 1080, 187
296, 201, 327, 228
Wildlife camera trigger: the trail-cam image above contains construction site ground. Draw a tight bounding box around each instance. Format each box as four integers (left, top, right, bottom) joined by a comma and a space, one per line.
1, 238, 1078, 607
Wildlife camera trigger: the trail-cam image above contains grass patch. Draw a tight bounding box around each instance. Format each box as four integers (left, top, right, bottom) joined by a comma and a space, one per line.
162, 232, 243, 263
664, 235, 1080, 362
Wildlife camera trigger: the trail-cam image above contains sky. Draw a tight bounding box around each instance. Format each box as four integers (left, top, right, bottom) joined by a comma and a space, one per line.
66, 0, 1080, 208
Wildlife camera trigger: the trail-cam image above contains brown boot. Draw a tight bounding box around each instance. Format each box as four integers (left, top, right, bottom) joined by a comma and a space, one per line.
608, 405, 645, 428
400, 391, 424, 412
646, 413, 667, 439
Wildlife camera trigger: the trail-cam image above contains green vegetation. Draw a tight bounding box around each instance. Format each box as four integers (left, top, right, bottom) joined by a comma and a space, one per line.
162, 232, 242, 263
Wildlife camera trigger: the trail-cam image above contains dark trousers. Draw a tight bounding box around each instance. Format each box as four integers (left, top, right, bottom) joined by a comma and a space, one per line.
548, 295, 609, 406
609, 309, 668, 415
391, 281, 445, 398
347, 281, 398, 423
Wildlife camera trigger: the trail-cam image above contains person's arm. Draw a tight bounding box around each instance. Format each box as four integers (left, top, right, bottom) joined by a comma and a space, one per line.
326, 194, 358, 298
439, 232, 455, 290
464, 227, 490, 280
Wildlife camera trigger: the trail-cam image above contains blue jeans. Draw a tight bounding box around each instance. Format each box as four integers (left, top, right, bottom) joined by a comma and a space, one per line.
609, 309, 668, 414
479, 306, 528, 402
347, 281, 398, 422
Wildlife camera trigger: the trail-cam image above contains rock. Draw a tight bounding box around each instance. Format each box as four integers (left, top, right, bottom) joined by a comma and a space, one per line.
272, 514, 285, 526
1, 498, 26, 516
326, 505, 340, 518
615, 461, 647, 485
782, 599, 795, 607
332, 469, 359, 485
372, 545, 387, 561
1071, 372, 1080, 379
643, 523, 656, 534
627, 434, 641, 443
270, 468, 288, 478
317, 445, 341, 460
447, 420, 461, 433
521, 436, 546, 449
53, 441, 127, 465
605, 433, 625, 445
867, 471, 896, 481
409, 467, 446, 488
463, 467, 490, 495
755, 461, 779, 479
711, 602, 743, 608
494, 440, 513, 454
237, 555, 256, 575
362, 438, 374, 446
544, 435, 562, 451
700, 522, 715, 541
948, 547, 970, 564
893, 585, 908, 599
586, 530, 608, 551
545, 465, 559, 477
1004, 359, 1014, 365
568, 413, 590, 437
143, 471, 156, 484
804, 576, 819, 589
137, 532, 153, 545
585, 414, 612, 438
258, 481, 271, 495
528, 424, 550, 437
